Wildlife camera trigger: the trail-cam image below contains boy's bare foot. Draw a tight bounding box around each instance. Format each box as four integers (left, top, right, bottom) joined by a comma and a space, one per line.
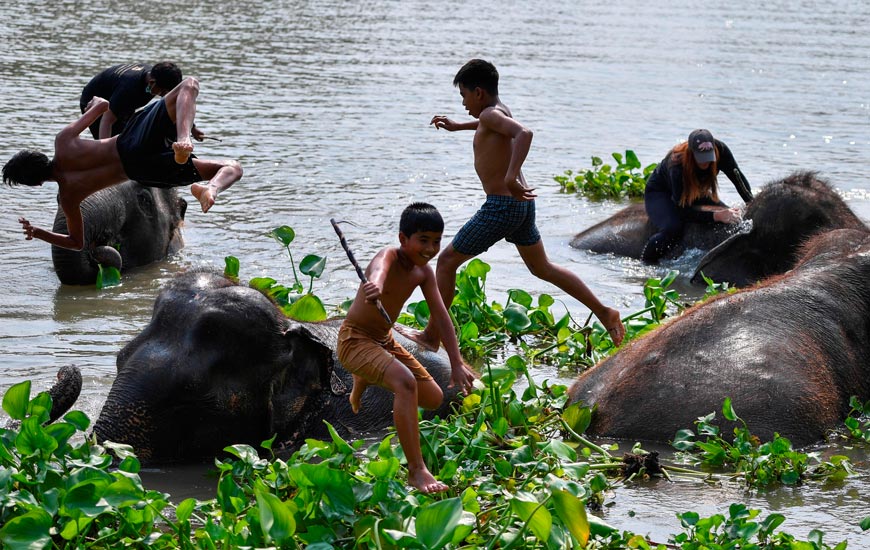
349, 374, 369, 414
599, 307, 625, 347
394, 324, 440, 352
408, 467, 448, 494
190, 183, 216, 213
173, 140, 194, 164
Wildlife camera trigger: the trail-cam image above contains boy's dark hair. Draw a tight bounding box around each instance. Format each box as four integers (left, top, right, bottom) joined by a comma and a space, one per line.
3, 150, 52, 187
151, 61, 183, 91
453, 59, 499, 96
400, 202, 443, 236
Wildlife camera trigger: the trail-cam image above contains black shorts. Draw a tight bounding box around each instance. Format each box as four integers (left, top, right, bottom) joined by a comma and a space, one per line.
116, 100, 202, 188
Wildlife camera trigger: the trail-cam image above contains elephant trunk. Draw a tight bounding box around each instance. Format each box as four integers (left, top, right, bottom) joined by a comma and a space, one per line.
52, 189, 125, 285
93, 384, 157, 461
47, 365, 83, 423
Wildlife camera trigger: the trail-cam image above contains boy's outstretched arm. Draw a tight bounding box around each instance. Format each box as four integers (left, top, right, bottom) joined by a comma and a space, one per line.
430, 116, 478, 132
420, 266, 476, 395
19, 198, 85, 250
479, 108, 536, 200
58, 97, 110, 142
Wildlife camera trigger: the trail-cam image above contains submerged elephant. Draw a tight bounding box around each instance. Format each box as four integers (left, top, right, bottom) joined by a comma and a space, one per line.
51, 180, 186, 285
691, 172, 867, 286
568, 228, 870, 447
570, 202, 735, 260
91, 270, 459, 463
571, 172, 865, 286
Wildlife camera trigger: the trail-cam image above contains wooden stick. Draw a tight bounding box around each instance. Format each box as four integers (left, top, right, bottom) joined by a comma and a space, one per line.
330, 218, 393, 325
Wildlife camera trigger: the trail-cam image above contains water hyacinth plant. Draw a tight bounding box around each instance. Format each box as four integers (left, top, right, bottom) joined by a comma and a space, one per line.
554, 150, 657, 200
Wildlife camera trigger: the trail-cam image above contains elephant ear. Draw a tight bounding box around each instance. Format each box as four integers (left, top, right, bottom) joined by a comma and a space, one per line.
283, 322, 343, 394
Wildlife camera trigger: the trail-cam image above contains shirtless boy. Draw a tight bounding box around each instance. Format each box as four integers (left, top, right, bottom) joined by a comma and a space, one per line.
3, 77, 242, 251
409, 59, 625, 349
337, 202, 475, 493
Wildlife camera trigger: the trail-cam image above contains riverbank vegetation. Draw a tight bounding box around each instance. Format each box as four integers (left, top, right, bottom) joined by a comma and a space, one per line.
3, 228, 869, 548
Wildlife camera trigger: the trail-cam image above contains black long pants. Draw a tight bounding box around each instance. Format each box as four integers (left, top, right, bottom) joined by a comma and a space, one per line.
642, 191, 684, 263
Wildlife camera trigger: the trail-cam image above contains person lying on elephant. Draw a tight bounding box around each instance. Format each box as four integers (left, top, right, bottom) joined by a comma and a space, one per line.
337, 202, 476, 494
641, 128, 753, 264
3, 77, 242, 252
79, 61, 205, 141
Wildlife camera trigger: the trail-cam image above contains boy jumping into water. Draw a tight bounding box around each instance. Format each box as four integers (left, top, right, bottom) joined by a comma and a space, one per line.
337, 202, 475, 494
407, 59, 625, 350
4, 77, 242, 251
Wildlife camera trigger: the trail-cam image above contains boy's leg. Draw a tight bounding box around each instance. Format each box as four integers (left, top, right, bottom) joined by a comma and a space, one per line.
190, 158, 243, 213
162, 78, 199, 164
516, 240, 625, 346
379, 360, 448, 493
349, 374, 370, 414
398, 243, 474, 350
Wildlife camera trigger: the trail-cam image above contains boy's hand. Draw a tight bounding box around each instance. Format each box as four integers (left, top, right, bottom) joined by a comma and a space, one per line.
85, 96, 109, 112
448, 361, 477, 396
362, 281, 382, 303
191, 126, 206, 142
506, 178, 537, 201
430, 115, 460, 131
19, 217, 35, 240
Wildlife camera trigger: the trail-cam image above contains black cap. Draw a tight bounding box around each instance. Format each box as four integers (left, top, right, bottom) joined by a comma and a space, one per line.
688, 129, 716, 163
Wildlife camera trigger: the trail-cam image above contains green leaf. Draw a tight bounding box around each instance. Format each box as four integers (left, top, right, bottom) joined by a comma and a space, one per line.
861, 516, 870, 531
224, 255, 240, 278
96, 264, 121, 289
269, 225, 296, 246
722, 397, 738, 422
562, 402, 592, 435
285, 293, 327, 322
507, 288, 533, 308
299, 254, 327, 278
511, 493, 552, 542
256, 488, 296, 544
416, 497, 463, 549
16, 416, 57, 456
0, 508, 52, 550
63, 410, 90, 431
465, 258, 491, 279
176, 498, 196, 523
2, 380, 30, 420
504, 304, 531, 333
63, 478, 110, 517
552, 489, 589, 545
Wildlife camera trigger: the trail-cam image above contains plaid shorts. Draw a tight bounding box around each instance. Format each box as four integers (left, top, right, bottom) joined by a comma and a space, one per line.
452, 195, 541, 256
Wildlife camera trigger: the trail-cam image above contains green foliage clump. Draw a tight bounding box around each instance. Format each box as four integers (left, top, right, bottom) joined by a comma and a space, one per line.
0, 381, 176, 549
672, 398, 854, 488
554, 150, 657, 199
844, 395, 870, 442
224, 225, 329, 322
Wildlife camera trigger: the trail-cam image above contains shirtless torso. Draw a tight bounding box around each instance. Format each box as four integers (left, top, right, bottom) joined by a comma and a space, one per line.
473, 102, 529, 197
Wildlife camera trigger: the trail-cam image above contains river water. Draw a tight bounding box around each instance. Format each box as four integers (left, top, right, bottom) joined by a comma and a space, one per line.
1, 0, 869, 544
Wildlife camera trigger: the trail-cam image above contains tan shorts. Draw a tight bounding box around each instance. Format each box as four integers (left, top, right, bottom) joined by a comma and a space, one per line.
337, 321, 433, 385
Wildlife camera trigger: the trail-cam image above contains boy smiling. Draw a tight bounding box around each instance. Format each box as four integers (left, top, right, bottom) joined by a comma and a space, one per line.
337, 202, 475, 494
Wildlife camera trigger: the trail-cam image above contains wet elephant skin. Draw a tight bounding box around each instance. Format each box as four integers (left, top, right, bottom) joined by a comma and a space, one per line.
92, 270, 459, 464
569, 229, 870, 447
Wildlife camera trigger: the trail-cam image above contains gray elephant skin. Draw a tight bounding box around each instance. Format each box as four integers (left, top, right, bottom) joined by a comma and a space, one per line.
92, 270, 460, 464
571, 172, 865, 287
568, 228, 870, 447
51, 180, 187, 285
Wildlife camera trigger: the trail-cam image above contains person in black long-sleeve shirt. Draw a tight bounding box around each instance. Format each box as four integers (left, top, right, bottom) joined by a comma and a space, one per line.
641, 129, 753, 264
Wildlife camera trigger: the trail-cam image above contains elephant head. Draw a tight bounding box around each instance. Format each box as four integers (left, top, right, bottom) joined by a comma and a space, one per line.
569, 228, 870, 447
51, 181, 186, 285
691, 171, 866, 286
93, 270, 459, 463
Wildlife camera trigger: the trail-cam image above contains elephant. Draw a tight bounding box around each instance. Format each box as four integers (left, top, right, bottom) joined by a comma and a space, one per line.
568, 227, 870, 448
569, 202, 736, 261
51, 180, 187, 285
91, 270, 460, 464
570, 172, 866, 287
691, 172, 867, 287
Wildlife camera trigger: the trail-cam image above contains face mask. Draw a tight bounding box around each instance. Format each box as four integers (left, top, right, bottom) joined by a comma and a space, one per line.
145, 84, 153, 94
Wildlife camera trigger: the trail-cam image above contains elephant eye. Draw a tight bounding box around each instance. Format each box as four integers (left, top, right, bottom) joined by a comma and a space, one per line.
136, 190, 156, 219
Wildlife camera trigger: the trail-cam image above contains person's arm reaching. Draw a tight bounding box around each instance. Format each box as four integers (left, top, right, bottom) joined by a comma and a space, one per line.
420, 267, 475, 395
59, 97, 110, 141
430, 116, 478, 131
19, 198, 85, 250
478, 108, 537, 201
717, 140, 753, 203
97, 109, 117, 140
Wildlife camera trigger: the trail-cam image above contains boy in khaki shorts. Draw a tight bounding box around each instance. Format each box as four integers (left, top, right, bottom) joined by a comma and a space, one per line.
337, 202, 475, 494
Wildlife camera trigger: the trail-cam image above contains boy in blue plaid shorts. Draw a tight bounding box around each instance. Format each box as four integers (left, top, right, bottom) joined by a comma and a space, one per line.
402, 59, 625, 351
